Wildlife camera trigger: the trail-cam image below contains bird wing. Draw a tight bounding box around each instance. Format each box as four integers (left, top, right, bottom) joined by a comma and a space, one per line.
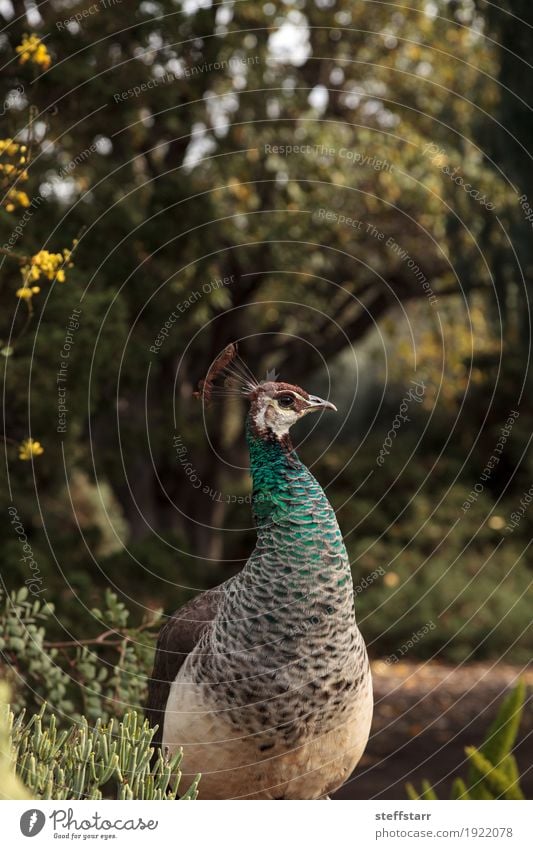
145, 586, 223, 751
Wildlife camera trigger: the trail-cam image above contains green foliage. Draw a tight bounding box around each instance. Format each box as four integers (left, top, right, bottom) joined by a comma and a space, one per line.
407, 779, 438, 801
466, 679, 526, 800
464, 748, 523, 801
0, 591, 200, 802
0, 587, 75, 718
0, 586, 162, 723
1, 694, 199, 800
450, 777, 470, 800
0, 683, 30, 800
311, 419, 533, 663
406, 681, 527, 800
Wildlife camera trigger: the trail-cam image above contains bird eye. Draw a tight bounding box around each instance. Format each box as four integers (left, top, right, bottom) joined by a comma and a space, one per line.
277, 394, 295, 408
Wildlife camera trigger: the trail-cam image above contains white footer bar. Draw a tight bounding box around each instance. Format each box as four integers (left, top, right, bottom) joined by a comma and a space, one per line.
3, 799, 531, 849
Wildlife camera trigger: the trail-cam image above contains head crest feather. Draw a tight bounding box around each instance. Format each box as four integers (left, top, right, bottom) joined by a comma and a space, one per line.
193, 343, 239, 404
193, 342, 262, 403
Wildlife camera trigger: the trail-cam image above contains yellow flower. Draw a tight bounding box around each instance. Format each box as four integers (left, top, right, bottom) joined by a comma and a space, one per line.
21, 247, 74, 284
1, 138, 30, 209
19, 438, 44, 460
16, 34, 51, 70
0, 139, 21, 156
16, 286, 33, 299
5, 188, 30, 211
16, 285, 40, 299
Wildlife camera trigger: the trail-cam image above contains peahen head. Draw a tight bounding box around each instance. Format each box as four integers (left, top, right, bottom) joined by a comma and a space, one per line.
194, 343, 337, 443
247, 381, 337, 439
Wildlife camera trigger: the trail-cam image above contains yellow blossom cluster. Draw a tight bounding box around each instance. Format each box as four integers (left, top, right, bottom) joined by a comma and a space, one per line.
0, 138, 29, 211
19, 438, 44, 460
16, 285, 40, 299
16, 34, 51, 70
0, 139, 27, 158
5, 187, 30, 212
21, 246, 75, 288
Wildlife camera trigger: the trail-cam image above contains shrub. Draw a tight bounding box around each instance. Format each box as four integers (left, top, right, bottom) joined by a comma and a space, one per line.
407, 680, 527, 800
0, 586, 161, 722
313, 439, 532, 663
0, 685, 198, 800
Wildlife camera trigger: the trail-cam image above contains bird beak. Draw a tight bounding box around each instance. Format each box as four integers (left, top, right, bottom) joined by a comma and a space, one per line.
306, 395, 337, 413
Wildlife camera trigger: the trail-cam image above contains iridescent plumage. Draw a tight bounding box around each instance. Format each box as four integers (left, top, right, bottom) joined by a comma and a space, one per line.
146, 370, 372, 799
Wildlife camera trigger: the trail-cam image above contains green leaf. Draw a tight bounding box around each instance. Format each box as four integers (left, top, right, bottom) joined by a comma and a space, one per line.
467, 680, 526, 797
420, 779, 438, 800
499, 753, 520, 785
479, 680, 526, 767
466, 747, 524, 800
4, 701, 199, 801
451, 777, 470, 799
406, 683, 527, 801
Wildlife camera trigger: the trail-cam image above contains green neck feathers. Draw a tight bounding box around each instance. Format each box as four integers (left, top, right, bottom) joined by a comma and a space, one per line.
246, 416, 301, 524
244, 414, 352, 592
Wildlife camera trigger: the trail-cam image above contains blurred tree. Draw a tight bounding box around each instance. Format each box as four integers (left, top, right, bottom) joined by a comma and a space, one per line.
0, 0, 527, 613
480, 0, 533, 347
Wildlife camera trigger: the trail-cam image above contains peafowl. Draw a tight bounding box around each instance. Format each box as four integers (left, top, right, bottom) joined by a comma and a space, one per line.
146, 345, 373, 799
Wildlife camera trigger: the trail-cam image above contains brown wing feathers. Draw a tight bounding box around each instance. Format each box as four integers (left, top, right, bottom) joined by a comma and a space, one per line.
146, 589, 221, 751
